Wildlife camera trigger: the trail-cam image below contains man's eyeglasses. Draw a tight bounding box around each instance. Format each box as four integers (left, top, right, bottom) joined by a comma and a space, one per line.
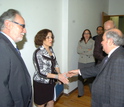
11, 21, 25, 28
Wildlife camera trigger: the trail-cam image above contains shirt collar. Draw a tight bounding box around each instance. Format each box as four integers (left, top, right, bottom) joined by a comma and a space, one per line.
108, 46, 119, 58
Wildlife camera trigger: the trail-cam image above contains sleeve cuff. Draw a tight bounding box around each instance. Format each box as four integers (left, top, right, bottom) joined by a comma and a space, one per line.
78, 69, 81, 75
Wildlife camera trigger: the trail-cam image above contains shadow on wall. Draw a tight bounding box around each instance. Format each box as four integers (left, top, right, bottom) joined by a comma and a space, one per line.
64, 76, 78, 90
16, 34, 27, 49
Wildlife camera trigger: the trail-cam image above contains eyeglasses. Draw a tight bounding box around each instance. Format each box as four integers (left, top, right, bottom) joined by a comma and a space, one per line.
84, 33, 90, 35
11, 21, 25, 28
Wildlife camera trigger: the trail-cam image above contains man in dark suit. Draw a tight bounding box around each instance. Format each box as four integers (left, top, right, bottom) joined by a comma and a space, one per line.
0, 9, 32, 107
93, 34, 107, 64
67, 28, 124, 107
94, 20, 115, 65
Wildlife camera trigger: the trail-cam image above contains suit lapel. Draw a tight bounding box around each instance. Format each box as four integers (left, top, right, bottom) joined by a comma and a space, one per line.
97, 56, 109, 76
0, 33, 28, 71
97, 47, 122, 76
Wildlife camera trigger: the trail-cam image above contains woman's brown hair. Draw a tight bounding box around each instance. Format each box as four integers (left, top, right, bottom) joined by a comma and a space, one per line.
35, 29, 54, 46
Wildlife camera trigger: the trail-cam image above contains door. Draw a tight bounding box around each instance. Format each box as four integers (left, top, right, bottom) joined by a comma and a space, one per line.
102, 12, 110, 26
102, 12, 124, 33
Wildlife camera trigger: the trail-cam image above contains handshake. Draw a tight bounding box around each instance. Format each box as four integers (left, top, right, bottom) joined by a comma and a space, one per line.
57, 69, 80, 84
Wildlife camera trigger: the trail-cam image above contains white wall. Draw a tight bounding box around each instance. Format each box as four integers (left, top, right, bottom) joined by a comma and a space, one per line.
67, 0, 108, 93
109, 0, 124, 15
1, 0, 123, 106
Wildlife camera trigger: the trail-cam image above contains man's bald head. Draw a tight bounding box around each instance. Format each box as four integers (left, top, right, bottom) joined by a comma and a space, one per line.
104, 20, 116, 31
101, 28, 124, 54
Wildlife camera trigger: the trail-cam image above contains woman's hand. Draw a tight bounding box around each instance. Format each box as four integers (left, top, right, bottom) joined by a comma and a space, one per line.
58, 73, 69, 84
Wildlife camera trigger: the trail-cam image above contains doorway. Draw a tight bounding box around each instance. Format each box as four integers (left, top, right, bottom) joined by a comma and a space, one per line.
102, 12, 124, 34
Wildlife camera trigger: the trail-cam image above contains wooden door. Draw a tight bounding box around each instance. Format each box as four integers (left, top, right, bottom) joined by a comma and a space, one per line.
102, 12, 124, 33
102, 12, 110, 26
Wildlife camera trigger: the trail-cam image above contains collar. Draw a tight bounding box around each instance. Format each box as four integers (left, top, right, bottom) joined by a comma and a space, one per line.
108, 46, 119, 58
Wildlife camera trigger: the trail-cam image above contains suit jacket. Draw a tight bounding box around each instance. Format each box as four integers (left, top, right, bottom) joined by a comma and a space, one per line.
81, 47, 124, 107
93, 34, 107, 64
0, 33, 32, 107
92, 35, 97, 40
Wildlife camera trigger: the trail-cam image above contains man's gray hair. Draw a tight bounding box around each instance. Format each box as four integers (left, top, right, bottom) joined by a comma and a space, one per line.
0, 9, 21, 30
106, 31, 124, 46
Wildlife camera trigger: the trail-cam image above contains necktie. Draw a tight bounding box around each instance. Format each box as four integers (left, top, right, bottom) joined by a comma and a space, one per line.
16, 48, 21, 55
104, 56, 108, 65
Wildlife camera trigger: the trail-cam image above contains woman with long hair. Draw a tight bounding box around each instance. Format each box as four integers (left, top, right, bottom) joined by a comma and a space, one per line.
77, 29, 95, 97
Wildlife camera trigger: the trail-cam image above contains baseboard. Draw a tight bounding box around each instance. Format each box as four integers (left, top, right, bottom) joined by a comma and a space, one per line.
63, 87, 78, 96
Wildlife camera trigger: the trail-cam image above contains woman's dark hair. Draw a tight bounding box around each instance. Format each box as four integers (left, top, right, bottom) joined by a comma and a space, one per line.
79, 29, 92, 42
35, 29, 54, 46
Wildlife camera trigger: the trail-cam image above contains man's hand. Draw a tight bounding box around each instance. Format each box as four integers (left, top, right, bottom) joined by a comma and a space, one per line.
66, 69, 80, 77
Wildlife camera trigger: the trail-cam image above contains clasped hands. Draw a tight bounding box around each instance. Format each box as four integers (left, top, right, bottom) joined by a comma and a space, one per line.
58, 69, 79, 84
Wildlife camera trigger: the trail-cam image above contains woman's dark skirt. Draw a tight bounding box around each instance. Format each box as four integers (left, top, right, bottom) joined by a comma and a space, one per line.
33, 80, 55, 105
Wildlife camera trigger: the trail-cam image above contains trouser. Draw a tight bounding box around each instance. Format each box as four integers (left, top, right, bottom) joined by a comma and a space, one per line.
78, 62, 95, 96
